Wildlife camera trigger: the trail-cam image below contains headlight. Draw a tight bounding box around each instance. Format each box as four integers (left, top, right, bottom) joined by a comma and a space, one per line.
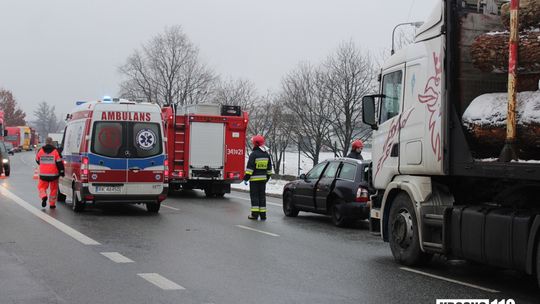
2, 159, 8, 164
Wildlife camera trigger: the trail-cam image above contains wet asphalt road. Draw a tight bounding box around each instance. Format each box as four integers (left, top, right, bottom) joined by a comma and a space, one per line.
0, 151, 539, 304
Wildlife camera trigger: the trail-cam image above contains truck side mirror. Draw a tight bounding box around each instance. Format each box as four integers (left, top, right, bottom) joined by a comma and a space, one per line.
299, 173, 307, 180
362, 96, 378, 130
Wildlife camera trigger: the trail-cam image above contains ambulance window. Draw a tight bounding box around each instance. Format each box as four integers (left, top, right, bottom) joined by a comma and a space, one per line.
131, 122, 162, 158
91, 122, 124, 157
380, 70, 403, 124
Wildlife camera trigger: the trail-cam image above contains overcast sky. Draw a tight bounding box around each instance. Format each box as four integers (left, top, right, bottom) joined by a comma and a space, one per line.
0, 0, 435, 120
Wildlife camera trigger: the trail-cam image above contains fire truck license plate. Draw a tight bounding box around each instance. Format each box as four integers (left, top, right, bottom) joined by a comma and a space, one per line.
95, 186, 122, 193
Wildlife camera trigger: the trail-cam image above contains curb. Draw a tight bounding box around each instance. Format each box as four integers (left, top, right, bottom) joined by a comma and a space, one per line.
231, 188, 282, 199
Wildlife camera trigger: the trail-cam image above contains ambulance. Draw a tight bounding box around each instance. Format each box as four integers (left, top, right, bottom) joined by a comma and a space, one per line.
59, 98, 168, 212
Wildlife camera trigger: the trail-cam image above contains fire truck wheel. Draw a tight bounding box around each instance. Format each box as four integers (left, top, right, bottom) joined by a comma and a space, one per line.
536, 238, 540, 288
146, 202, 161, 213
388, 192, 432, 266
204, 189, 214, 198
215, 193, 225, 198
72, 187, 85, 212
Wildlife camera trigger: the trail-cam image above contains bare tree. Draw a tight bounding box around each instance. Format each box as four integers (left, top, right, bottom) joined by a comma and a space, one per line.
0, 89, 26, 126
119, 25, 217, 106
213, 77, 260, 112
282, 63, 333, 166
323, 41, 376, 157
33, 101, 63, 137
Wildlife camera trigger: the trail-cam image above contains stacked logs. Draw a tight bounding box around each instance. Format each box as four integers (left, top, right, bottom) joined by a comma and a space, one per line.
471, 0, 540, 74
466, 1, 540, 159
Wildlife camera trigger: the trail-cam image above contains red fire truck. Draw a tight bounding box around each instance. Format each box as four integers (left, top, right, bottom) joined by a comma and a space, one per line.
162, 104, 248, 197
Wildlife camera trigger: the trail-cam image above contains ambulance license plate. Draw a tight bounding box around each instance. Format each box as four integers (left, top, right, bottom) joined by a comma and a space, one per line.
95, 186, 122, 193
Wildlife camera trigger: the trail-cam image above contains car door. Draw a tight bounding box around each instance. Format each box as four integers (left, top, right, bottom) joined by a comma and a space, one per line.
294, 162, 328, 210
315, 161, 341, 211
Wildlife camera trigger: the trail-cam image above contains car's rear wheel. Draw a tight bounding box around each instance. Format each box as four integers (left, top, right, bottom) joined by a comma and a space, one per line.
215, 193, 225, 198
146, 202, 161, 213
72, 187, 85, 212
388, 192, 432, 266
283, 191, 299, 217
331, 200, 352, 227
3, 165, 9, 176
204, 188, 214, 198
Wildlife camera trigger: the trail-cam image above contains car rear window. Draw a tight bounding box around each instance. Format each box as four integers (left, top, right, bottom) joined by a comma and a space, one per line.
92, 122, 124, 158
338, 163, 357, 181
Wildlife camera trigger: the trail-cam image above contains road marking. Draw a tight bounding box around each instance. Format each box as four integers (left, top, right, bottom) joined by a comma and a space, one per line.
137, 273, 185, 290
161, 204, 180, 211
400, 267, 500, 293
228, 195, 282, 207
235, 225, 280, 237
100, 252, 134, 263
0, 186, 101, 246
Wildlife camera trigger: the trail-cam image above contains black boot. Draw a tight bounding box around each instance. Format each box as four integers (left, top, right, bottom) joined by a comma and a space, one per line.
41, 197, 47, 208
259, 212, 267, 220
248, 212, 259, 220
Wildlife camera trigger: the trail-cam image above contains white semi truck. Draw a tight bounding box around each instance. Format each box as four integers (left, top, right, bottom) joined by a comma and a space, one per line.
363, 0, 540, 287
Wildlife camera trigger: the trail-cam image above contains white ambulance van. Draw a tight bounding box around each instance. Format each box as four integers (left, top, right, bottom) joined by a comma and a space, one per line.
59, 99, 168, 212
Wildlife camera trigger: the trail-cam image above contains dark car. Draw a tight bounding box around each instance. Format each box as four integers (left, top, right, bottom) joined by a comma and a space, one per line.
282, 158, 372, 227
0, 141, 13, 176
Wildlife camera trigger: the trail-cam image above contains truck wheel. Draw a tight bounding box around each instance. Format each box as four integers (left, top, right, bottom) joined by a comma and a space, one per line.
283, 191, 299, 217
3, 166, 9, 176
536, 239, 540, 288
146, 202, 160, 213
72, 187, 85, 212
388, 192, 432, 266
215, 193, 225, 198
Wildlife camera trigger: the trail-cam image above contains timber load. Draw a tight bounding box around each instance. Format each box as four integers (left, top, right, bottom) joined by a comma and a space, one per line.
501, 0, 540, 30
462, 91, 540, 159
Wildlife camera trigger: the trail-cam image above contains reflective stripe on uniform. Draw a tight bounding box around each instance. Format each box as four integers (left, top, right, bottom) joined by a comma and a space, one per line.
39, 173, 59, 177
259, 207, 267, 213
249, 175, 267, 181
245, 169, 254, 174
250, 207, 260, 212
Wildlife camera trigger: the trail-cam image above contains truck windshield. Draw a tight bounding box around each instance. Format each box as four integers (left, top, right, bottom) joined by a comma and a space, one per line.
91, 121, 162, 158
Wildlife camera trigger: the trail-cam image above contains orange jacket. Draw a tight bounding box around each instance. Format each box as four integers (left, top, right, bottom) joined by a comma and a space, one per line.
36, 144, 64, 181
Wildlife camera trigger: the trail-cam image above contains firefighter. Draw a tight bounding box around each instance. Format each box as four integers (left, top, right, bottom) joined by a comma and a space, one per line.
243, 135, 273, 220
346, 139, 364, 160
35, 137, 64, 209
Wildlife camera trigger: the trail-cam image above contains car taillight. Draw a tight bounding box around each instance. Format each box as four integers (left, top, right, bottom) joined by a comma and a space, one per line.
178, 170, 184, 178
355, 187, 369, 203
81, 157, 89, 181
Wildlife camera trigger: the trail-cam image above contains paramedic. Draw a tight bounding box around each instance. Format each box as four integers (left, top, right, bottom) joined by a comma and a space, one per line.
243, 135, 273, 220
36, 137, 64, 208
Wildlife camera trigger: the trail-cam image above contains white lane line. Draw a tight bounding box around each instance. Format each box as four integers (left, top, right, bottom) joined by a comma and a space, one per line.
235, 225, 280, 237
0, 186, 101, 246
228, 195, 282, 207
100, 252, 134, 263
161, 204, 180, 211
137, 273, 185, 290
400, 267, 500, 293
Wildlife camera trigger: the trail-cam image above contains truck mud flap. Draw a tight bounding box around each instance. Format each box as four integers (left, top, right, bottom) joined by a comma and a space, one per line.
450, 206, 534, 271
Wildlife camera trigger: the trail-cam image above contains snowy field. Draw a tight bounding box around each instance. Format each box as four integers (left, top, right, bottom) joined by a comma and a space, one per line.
231, 150, 372, 195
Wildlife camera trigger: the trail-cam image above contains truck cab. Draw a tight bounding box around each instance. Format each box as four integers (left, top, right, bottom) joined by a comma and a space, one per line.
363, 0, 540, 287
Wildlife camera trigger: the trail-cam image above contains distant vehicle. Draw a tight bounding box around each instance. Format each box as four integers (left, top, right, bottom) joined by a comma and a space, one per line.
0, 141, 12, 176
59, 98, 168, 212
282, 158, 372, 227
18, 126, 31, 150
30, 127, 39, 148
0, 111, 5, 141
3, 142, 16, 154
162, 104, 248, 197
5, 127, 22, 151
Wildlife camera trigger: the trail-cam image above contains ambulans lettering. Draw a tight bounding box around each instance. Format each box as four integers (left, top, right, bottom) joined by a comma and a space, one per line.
100, 112, 151, 122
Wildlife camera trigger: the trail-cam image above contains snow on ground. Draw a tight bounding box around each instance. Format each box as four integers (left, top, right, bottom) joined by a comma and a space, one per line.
231, 150, 372, 195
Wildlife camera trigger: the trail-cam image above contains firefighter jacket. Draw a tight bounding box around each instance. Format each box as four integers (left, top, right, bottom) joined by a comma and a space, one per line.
346, 150, 363, 160
243, 146, 273, 182
36, 144, 65, 181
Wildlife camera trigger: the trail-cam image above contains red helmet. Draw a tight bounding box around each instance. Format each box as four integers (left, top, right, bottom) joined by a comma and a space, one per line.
351, 140, 364, 150
251, 135, 265, 147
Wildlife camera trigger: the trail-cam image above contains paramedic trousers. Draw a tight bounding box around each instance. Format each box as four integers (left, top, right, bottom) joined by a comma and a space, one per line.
38, 179, 59, 206
249, 181, 267, 215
